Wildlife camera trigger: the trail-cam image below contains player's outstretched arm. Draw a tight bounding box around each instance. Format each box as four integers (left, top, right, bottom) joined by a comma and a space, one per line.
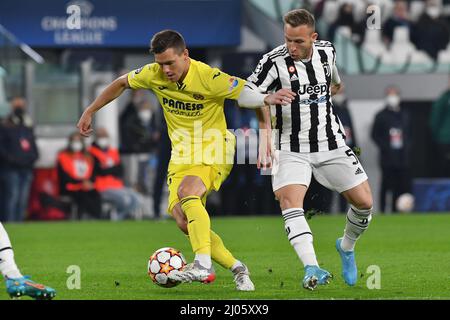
255, 106, 272, 169
77, 74, 130, 137
237, 86, 295, 109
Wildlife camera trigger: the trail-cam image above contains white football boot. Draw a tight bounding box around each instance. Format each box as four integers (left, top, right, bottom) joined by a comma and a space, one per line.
232, 263, 255, 291
169, 260, 216, 284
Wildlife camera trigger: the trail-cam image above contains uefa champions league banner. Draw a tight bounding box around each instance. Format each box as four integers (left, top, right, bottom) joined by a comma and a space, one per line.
0, 0, 241, 47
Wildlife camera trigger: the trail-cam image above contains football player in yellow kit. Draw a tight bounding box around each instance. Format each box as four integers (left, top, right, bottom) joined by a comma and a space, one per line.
77, 30, 295, 290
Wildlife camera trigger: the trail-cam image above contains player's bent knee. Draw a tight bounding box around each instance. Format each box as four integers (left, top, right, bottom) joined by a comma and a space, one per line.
177, 184, 194, 200
353, 198, 373, 211
274, 185, 307, 210
177, 180, 205, 199
275, 192, 293, 209
347, 190, 373, 210
278, 196, 301, 211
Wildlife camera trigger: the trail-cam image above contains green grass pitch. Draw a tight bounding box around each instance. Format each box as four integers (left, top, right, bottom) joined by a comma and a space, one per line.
1, 213, 449, 300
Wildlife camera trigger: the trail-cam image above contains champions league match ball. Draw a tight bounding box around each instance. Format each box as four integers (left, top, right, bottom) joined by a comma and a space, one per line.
148, 247, 187, 288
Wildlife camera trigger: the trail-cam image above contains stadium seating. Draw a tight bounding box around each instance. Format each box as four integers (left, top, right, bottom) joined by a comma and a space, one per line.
362, 28, 384, 58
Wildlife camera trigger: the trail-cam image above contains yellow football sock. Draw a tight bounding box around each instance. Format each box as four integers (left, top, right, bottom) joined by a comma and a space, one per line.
185, 231, 237, 269
210, 230, 237, 269
180, 196, 211, 255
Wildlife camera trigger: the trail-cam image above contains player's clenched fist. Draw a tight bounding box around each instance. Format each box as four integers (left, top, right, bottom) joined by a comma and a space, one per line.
264, 88, 296, 106
77, 111, 94, 137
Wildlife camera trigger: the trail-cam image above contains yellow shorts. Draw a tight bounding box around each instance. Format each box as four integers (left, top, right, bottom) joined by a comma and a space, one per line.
166, 162, 233, 215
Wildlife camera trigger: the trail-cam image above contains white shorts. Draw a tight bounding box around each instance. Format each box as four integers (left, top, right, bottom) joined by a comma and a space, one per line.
271, 146, 368, 193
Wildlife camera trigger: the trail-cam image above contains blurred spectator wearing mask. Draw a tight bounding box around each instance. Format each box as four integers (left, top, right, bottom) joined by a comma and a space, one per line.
89, 127, 141, 220
151, 109, 171, 218
411, 0, 450, 60
429, 77, 450, 177
119, 91, 159, 193
119, 90, 156, 154
56, 132, 102, 219
382, 0, 411, 46
371, 86, 411, 213
0, 97, 39, 222
327, 2, 366, 45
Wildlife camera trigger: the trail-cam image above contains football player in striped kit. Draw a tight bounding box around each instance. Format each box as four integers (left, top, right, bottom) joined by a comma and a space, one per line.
248, 9, 374, 290
0, 223, 56, 299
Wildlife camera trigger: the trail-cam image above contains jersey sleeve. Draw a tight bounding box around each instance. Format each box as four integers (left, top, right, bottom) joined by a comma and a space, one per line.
330, 45, 341, 85
127, 64, 153, 90
208, 68, 246, 100
246, 54, 278, 93
332, 64, 341, 85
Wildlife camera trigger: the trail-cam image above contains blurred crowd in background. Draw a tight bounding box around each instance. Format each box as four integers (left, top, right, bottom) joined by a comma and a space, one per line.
317, 0, 450, 60
0, 0, 450, 222
1, 77, 449, 222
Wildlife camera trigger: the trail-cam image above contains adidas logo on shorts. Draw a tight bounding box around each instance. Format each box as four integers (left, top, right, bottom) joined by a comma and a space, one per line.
355, 167, 364, 175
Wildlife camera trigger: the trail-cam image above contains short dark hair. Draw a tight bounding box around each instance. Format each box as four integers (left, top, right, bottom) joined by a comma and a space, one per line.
283, 9, 315, 29
150, 30, 186, 54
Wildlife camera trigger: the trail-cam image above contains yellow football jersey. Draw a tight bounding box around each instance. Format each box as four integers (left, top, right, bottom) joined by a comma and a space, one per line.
127, 59, 245, 165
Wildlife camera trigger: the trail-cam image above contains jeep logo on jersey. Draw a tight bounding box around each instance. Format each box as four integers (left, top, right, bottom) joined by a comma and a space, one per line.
162, 98, 204, 111
298, 83, 328, 96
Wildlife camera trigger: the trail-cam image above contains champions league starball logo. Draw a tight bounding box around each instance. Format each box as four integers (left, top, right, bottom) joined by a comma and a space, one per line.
41, 0, 118, 45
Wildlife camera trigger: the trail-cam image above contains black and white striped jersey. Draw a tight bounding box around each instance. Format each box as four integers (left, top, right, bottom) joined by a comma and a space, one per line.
247, 40, 347, 153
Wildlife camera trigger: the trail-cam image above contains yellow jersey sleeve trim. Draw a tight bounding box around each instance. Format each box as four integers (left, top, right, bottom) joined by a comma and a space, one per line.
127, 64, 152, 90
207, 67, 246, 101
